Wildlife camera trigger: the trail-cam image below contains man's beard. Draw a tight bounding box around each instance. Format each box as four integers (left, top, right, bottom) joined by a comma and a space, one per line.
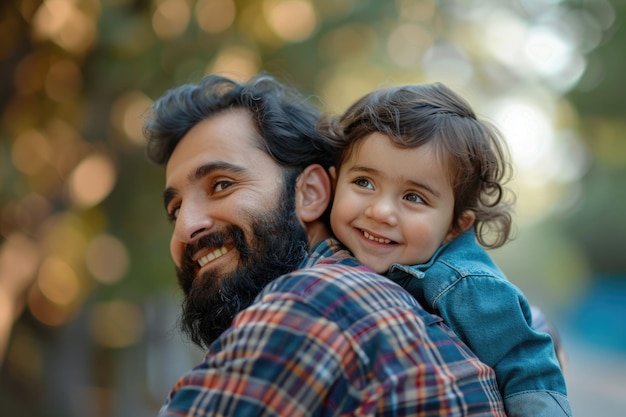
175, 185, 309, 349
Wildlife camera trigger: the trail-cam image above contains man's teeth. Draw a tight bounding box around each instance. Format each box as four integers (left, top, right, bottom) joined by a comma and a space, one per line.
363, 231, 391, 244
198, 247, 228, 267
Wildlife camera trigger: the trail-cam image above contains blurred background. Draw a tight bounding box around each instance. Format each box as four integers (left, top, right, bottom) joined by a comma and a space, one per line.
0, 0, 624, 415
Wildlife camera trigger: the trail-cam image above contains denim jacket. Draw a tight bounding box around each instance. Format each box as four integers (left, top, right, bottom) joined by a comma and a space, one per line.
387, 229, 572, 417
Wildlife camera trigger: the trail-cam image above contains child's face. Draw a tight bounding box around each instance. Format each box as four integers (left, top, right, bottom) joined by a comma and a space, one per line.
331, 133, 462, 274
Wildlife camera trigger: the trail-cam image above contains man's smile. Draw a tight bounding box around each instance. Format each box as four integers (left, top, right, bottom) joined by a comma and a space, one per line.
197, 246, 230, 267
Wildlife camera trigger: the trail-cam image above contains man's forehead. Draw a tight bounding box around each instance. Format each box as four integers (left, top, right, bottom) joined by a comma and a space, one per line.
165, 112, 262, 175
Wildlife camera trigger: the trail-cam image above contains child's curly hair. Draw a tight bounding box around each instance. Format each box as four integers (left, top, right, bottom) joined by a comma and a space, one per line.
319, 82, 515, 248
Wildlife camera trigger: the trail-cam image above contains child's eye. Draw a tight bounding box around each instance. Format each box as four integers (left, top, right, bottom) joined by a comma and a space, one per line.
354, 177, 373, 189
404, 193, 424, 203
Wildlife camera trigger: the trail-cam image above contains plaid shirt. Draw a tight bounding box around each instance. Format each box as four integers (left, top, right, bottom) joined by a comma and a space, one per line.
159, 239, 505, 416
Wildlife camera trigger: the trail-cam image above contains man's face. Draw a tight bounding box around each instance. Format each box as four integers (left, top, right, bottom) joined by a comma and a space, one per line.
164, 109, 308, 347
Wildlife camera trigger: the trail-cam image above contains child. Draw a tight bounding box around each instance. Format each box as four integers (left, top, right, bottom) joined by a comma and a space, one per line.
323, 83, 572, 416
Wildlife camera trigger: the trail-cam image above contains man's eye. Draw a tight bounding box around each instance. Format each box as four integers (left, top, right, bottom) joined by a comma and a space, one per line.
404, 193, 424, 203
167, 207, 180, 222
354, 177, 373, 189
214, 180, 234, 192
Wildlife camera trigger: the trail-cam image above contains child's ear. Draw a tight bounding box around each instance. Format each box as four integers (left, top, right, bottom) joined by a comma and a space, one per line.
458, 210, 476, 232
444, 210, 476, 242
295, 164, 332, 223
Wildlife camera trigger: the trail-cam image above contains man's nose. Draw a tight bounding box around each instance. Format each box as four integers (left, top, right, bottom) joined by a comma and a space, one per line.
365, 196, 398, 226
173, 199, 215, 244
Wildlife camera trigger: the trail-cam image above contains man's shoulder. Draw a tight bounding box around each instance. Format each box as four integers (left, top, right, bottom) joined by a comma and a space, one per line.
265, 261, 399, 307
260, 254, 443, 331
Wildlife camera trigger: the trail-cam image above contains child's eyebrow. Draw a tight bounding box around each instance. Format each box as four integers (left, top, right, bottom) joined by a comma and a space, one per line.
405, 179, 441, 198
346, 165, 378, 175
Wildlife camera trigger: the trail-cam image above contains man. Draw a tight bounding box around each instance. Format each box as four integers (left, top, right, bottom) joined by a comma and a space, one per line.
144, 74, 506, 416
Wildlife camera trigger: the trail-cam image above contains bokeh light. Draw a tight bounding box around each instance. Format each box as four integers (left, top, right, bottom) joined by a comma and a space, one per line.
209, 46, 261, 80
152, 0, 191, 39
491, 96, 555, 173
0, 233, 40, 299
85, 234, 130, 284
67, 154, 117, 208
38, 212, 90, 269
263, 0, 317, 42
111, 91, 154, 146
31, 0, 98, 53
11, 130, 52, 176
28, 284, 72, 326
387, 24, 433, 68
37, 256, 79, 306
422, 42, 473, 88
195, 0, 236, 34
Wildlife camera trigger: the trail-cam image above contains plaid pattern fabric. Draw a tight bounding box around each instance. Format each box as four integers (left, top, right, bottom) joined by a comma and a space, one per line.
159, 239, 505, 416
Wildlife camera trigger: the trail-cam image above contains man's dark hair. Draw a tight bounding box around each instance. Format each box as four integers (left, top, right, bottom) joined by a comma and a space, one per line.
144, 73, 337, 225
145, 73, 335, 170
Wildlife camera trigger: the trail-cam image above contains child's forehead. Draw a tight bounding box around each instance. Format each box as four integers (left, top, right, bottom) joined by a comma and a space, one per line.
346, 131, 439, 157
343, 132, 454, 178
342, 134, 455, 191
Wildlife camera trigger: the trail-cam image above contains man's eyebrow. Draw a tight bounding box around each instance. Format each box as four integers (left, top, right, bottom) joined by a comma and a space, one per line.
163, 187, 177, 211
163, 161, 249, 209
192, 161, 248, 182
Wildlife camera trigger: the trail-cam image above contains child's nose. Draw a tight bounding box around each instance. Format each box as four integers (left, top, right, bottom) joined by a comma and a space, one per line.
365, 196, 398, 226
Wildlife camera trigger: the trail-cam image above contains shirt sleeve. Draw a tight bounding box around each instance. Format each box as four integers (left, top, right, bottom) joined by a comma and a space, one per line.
432, 275, 571, 416
159, 295, 350, 417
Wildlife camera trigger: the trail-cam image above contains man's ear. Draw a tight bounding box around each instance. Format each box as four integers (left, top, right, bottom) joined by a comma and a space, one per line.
444, 210, 476, 243
295, 164, 332, 223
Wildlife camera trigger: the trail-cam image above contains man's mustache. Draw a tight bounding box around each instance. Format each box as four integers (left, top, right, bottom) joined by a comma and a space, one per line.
182, 230, 232, 261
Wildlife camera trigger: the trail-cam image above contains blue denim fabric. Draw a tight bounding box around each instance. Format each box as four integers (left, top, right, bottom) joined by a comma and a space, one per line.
387, 229, 572, 417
